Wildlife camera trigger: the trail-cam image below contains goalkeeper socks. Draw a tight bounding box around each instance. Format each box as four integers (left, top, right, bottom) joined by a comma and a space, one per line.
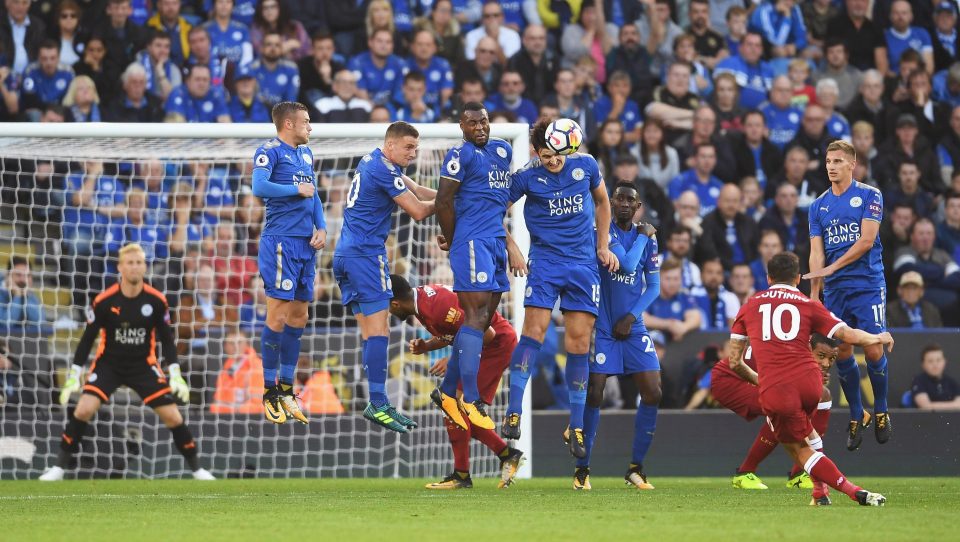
632, 402, 658, 466
455, 326, 484, 403
835, 355, 863, 421
57, 416, 89, 467
738, 423, 778, 474
866, 354, 889, 412
364, 335, 389, 407
445, 417, 471, 472
577, 406, 600, 468
813, 401, 831, 436
261, 326, 283, 388
279, 325, 304, 387
507, 335, 542, 415
565, 353, 589, 429
805, 452, 860, 500
439, 350, 460, 397
171, 424, 200, 472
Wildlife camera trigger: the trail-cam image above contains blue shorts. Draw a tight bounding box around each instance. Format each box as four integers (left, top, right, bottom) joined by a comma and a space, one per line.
524, 259, 599, 316
450, 237, 511, 293
332, 253, 392, 315
258, 235, 316, 302
592, 328, 661, 375
824, 286, 887, 334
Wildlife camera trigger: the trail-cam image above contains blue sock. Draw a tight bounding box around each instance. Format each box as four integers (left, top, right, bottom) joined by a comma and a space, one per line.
261, 326, 283, 388
835, 355, 863, 420
632, 402, 658, 465
279, 325, 304, 387
566, 354, 589, 429
439, 349, 460, 397
455, 326, 484, 403
364, 336, 389, 407
507, 336, 542, 415
577, 405, 600, 468
867, 354, 889, 412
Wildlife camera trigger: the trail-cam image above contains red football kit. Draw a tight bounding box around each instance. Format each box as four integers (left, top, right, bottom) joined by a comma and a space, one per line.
711, 347, 763, 421
730, 284, 844, 443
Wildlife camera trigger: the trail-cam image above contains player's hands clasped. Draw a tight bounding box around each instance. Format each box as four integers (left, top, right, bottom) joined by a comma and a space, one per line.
297, 182, 315, 198
58, 364, 83, 406
598, 247, 620, 273
310, 229, 326, 250
168, 363, 190, 403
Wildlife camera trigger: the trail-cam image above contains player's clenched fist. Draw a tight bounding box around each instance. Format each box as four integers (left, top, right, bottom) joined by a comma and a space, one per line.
297, 182, 315, 198
408, 338, 428, 355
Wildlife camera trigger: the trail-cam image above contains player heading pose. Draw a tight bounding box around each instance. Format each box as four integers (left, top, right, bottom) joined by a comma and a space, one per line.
805, 139, 890, 450
333, 121, 437, 433
41, 244, 214, 481
504, 117, 619, 457
388, 275, 524, 489
573, 182, 661, 491
728, 251, 892, 506
433, 102, 520, 432
252, 101, 326, 425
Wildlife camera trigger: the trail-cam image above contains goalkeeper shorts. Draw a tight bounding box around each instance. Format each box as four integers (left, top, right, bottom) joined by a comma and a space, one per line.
83, 358, 175, 407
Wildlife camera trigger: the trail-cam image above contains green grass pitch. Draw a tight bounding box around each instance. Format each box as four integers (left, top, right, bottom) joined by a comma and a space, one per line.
5, 477, 958, 542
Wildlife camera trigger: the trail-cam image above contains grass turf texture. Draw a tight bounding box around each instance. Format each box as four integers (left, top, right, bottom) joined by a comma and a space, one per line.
5, 477, 957, 542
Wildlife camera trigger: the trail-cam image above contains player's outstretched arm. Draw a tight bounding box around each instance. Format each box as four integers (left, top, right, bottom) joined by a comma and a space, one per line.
803, 220, 879, 281
833, 326, 894, 353
394, 191, 435, 221
435, 176, 459, 248
726, 336, 759, 386
404, 174, 438, 200
592, 184, 619, 272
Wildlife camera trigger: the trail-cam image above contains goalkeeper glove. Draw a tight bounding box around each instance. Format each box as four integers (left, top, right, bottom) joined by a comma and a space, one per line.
168, 363, 190, 403
59, 364, 83, 406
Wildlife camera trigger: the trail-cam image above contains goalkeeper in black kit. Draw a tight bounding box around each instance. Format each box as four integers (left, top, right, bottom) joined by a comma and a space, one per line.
40, 243, 214, 480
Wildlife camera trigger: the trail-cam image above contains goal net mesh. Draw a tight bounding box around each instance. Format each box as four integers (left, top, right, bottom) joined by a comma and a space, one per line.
0, 131, 517, 479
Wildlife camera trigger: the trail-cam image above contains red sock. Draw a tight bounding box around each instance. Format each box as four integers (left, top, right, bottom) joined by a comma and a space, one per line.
470, 422, 508, 456
806, 452, 862, 500
446, 418, 471, 473
811, 476, 829, 499
812, 406, 831, 437
738, 422, 778, 473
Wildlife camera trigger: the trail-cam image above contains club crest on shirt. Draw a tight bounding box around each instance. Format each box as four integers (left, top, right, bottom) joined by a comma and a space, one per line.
141, 304, 154, 317
572, 168, 585, 181
281, 279, 294, 291
497, 147, 508, 158
595, 353, 606, 365
476, 271, 488, 282
850, 196, 862, 208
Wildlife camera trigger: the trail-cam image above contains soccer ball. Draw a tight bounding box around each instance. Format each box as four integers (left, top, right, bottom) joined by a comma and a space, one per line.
544, 118, 584, 155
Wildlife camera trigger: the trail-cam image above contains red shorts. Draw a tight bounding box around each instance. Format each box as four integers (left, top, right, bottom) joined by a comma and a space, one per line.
460, 322, 517, 404
759, 371, 822, 443
710, 366, 762, 421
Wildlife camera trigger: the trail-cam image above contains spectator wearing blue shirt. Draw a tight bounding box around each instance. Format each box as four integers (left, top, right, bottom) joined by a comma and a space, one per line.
714, 32, 772, 110
730, 110, 783, 190
19, 40, 74, 117
228, 65, 271, 123
936, 190, 960, 261
104, 188, 169, 273
690, 258, 740, 330
815, 78, 852, 142
644, 257, 702, 343
668, 143, 724, 216
349, 28, 408, 106
758, 183, 810, 259
932, 64, 960, 108
406, 29, 455, 111
129, 159, 172, 225
203, 0, 254, 65
670, 33, 713, 98
137, 31, 182, 101
694, 184, 759, 272
186, 27, 228, 89
248, 32, 300, 108
0, 256, 47, 328
749, 229, 784, 294
593, 70, 643, 143
164, 63, 230, 123
391, 71, 438, 123
484, 69, 537, 125
748, 0, 808, 73
885, 0, 934, 75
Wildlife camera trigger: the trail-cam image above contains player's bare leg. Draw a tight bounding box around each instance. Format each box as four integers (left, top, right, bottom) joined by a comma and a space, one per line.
562, 311, 595, 459
781, 440, 885, 506
356, 309, 415, 432
625, 370, 661, 490
155, 403, 214, 479
40, 393, 102, 480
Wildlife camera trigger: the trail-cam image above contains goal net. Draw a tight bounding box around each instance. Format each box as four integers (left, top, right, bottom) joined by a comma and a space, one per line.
0, 123, 531, 480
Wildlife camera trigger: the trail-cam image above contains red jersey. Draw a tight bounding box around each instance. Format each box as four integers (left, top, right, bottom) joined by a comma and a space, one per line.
414, 284, 510, 342
730, 284, 844, 389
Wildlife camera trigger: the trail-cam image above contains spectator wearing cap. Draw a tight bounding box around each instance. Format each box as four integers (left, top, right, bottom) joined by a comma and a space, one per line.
886, 271, 943, 328
695, 183, 759, 271
104, 62, 165, 123
909, 345, 960, 409
730, 110, 783, 191
884, 0, 934, 76
313, 69, 371, 123
826, 0, 887, 73
873, 113, 944, 195
813, 39, 861, 110
886, 159, 936, 218
889, 69, 950, 143
713, 31, 773, 110
932, 2, 960, 72
228, 65, 270, 123
893, 217, 960, 317
844, 69, 892, 144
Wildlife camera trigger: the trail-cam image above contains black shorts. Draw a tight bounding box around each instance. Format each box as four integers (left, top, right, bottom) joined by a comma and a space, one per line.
82, 358, 175, 407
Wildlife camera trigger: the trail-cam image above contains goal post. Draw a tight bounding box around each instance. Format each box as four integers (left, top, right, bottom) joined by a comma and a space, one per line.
0, 122, 533, 480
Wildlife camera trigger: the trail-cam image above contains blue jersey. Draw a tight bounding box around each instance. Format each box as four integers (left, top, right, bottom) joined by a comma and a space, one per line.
484, 95, 538, 125
509, 153, 603, 263
393, 0, 415, 33
714, 56, 773, 110
667, 170, 724, 216
20, 63, 73, 106
105, 218, 169, 265
501, 0, 526, 29
826, 112, 851, 141
229, 94, 272, 122
597, 224, 660, 334
203, 0, 256, 25
249, 59, 299, 107
392, 103, 440, 123
406, 56, 454, 108
348, 52, 408, 106
203, 19, 253, 64
647, 292, 697, 322
748, 2, 807, 50
591, 95, 643, 132
440, 137, 513, 246
759, 101, 802, 149
164, 85, 229, 122
130, 0, 150, 25
886, 26, 933, 74
808, 181, 885, 290
187, 55, 228, 88
336, 148, 409, 257
253, 138, 318, 238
